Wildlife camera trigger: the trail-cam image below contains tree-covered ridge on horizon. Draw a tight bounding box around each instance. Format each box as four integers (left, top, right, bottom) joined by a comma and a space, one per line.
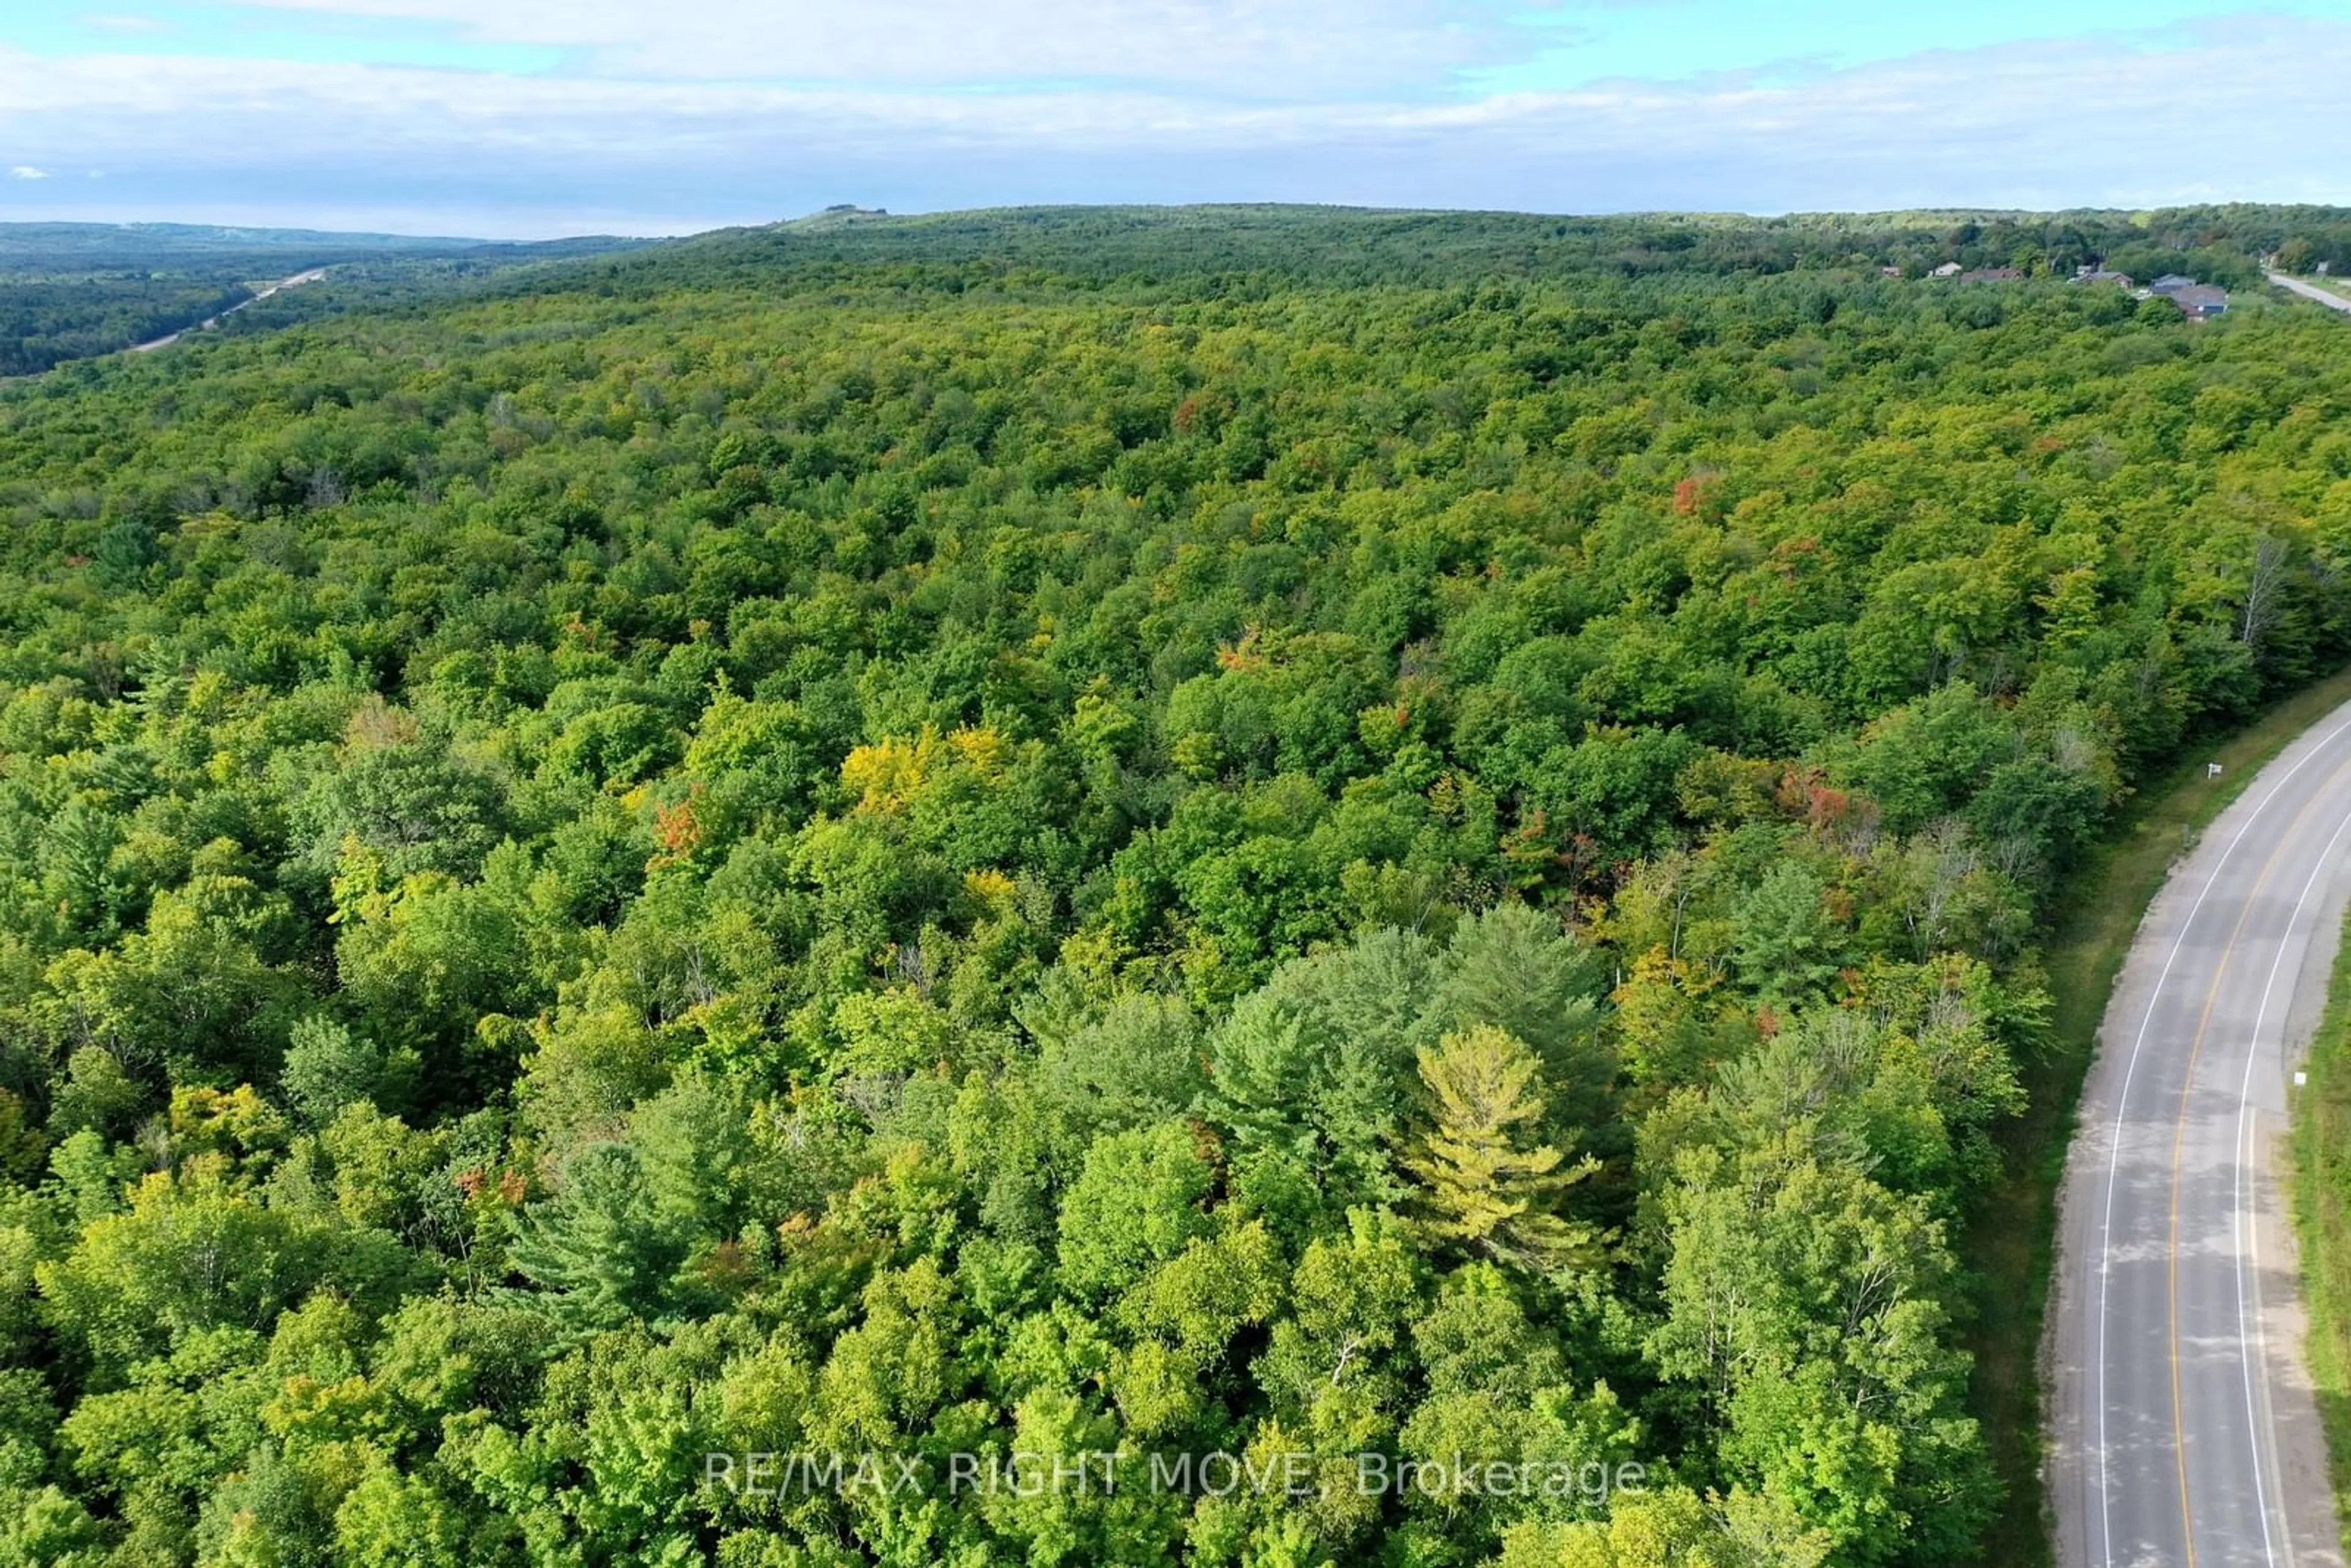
0, 206, 2347, 1566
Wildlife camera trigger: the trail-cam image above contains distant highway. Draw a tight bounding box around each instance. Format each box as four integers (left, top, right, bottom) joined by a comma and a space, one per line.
2269, 271, 2351, 315
130, 266, 328, 353
2052, 709, 2351, 1567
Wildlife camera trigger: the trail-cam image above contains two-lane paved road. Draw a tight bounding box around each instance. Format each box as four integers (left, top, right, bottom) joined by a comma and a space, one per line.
2270, 272, 2351, 315
2053, 704, 2351, 1567
129, 266, 329, 353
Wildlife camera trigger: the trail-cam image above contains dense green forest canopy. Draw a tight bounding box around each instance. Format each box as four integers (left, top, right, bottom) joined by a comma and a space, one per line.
607, 200, 2351, 289
0, 274, 258, 380
1, 204, 2349, 1567
0, 224, 498, 263
0, 225, 648, 378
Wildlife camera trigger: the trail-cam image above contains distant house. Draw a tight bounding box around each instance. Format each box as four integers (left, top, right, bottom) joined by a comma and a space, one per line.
2074, 270, 2134, 288
2169, 285, 2229, 319
1960, 268, 2023, 283
2149, 274, 2197, 294
1880, 265, 1903, 278
1930, 261, 1963, 277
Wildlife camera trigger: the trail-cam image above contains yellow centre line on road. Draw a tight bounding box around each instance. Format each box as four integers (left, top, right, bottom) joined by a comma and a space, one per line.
2162, 754, 2351, 1567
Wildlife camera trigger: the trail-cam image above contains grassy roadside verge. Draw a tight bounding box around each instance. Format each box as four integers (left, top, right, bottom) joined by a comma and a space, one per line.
1967, 660, 2351, 1565
2290, 895, 2351, 1537
2279, 274, 2351, 306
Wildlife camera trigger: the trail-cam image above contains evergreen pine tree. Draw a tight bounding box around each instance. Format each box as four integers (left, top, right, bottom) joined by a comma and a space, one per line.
1405, 1025, 1600, 1271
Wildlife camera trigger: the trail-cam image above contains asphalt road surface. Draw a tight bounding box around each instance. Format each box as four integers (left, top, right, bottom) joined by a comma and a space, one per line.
2269, 272, 2351, 315
2052, 707, 2351, 1567
130, 267, 328, 353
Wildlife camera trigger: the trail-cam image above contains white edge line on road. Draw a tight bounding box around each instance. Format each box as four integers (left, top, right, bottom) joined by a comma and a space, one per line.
2095, 712, 2351, 1568
2234, 802, 2351, 1568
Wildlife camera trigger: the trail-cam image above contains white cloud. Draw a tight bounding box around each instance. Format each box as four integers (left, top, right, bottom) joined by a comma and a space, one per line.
9, 165, 49, 179
0, 17, 2344, 233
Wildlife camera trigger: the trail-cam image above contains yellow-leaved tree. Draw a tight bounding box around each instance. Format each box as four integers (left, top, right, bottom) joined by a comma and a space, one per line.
1406, 1024, 1602, 1272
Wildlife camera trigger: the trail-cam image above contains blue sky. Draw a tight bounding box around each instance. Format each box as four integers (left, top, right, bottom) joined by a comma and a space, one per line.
1, 1, 2346, 238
